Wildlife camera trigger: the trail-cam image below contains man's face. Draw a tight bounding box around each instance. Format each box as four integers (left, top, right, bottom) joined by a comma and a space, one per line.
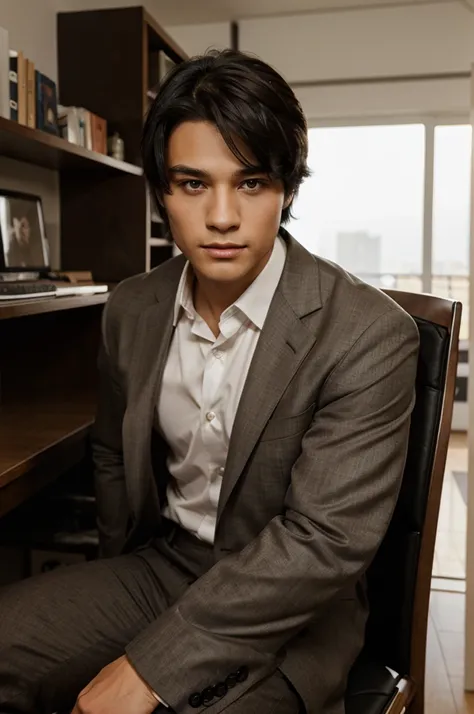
162, 120, 288, 286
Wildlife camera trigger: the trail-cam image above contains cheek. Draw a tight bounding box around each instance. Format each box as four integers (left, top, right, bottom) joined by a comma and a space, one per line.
247, 194, 285, 229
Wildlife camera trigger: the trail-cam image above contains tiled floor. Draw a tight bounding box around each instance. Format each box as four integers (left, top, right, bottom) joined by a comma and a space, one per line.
427, 590, 474, 713
426, 432, 472, 712
433, 432, 468, 581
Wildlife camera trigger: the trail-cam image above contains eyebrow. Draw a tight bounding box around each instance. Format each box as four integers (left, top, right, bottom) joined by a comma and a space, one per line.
168, 164, 267, 180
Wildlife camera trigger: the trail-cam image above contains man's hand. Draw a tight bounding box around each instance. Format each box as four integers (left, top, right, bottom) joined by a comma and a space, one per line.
72, 654, 159, 714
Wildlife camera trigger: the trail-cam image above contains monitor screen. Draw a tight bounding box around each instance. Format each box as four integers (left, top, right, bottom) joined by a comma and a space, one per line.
0, 191, 50, 271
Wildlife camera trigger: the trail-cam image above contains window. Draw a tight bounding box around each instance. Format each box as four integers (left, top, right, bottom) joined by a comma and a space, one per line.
288, 120, 472, 337
432, 125, 471, 340
289, 125, 425, 291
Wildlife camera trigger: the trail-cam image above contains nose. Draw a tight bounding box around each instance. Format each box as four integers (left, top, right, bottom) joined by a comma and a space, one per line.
206, 186, 240, 233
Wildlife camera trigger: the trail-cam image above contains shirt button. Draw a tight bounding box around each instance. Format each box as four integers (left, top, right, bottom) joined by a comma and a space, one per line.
214, 350, 223, 360
217, 466, 225, 476
206, 411, 216, 422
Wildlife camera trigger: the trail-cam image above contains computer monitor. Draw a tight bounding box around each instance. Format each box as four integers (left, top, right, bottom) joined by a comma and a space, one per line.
0, 189, 50, 273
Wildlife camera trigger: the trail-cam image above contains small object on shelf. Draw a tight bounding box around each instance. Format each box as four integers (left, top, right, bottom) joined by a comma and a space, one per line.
35, 71, 58, 135
107, 132, 124, 161
90, 114, 107, 154
57, 105, 82, 145
57, 106, 107, 153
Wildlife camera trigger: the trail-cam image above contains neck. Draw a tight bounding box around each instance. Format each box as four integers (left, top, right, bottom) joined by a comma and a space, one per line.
193, 274, 248, 324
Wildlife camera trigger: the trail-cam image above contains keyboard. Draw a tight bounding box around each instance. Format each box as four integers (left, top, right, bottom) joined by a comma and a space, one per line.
0, 282, 57, 300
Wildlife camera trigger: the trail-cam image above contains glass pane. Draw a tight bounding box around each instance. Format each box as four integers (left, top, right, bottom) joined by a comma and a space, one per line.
432, 125, 472, 340
288, 125, 425, 290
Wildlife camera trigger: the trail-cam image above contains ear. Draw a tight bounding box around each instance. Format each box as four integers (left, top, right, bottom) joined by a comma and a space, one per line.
283, 192, 294, 210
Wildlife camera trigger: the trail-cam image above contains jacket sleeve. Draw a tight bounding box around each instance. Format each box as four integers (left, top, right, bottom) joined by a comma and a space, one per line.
90, 294, 129, 558
125, 307, 419, 712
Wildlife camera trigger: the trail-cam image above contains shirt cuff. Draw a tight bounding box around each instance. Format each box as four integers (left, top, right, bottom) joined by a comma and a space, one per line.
151, 689, 169, 708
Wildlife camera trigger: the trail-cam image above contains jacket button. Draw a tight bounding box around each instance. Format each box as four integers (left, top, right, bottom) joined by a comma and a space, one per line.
236, 666, 249, 682
215, 681, 228, 698
188, 692, 203, 708
226, 673, 239, 689
202, 686, 215, 704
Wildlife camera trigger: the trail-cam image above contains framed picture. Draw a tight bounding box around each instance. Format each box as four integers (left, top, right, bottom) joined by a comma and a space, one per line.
0, 190, 50, 271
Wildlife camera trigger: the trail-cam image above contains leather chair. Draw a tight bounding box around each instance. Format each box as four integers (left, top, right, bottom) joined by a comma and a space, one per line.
344, 290, 462, 714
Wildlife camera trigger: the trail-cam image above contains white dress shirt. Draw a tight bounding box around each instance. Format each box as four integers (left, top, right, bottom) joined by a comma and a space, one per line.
156, 235, 287, 544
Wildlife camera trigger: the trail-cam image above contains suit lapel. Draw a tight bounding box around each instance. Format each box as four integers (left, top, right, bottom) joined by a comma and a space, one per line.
217, 234, 323, 525
122, 257, 185, 528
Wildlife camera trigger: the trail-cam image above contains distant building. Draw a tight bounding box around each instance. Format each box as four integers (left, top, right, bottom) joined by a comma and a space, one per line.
336, 231, 382, 286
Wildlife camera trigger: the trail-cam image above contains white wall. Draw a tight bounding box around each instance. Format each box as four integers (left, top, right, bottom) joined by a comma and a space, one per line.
239, 3, 474, 83
166, 22, 231, 57
238, 2, 474, 120
295, 77, 470, 122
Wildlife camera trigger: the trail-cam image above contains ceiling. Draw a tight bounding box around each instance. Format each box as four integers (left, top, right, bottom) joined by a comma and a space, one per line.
148, 0, 458, 25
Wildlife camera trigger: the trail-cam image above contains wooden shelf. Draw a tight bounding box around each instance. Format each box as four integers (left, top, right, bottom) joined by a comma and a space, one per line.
0, 398, 96, 518
0, 117, 143, 176
149, 238, 171, 248
0, 292, 109, 320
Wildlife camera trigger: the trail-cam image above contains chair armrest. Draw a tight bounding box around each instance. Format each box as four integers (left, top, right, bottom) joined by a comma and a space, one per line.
345, 658, 415, 714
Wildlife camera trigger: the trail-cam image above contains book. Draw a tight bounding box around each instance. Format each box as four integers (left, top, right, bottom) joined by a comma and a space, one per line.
17, 51, 26, 125
0, 27, 9, 119
26, 59, 36, 128
8, 50, 18, 121
90, 113, 107, 154
35, 71, 58, 135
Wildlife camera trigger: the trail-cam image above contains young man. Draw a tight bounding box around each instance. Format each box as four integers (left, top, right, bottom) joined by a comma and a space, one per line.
0, 50, 419, 714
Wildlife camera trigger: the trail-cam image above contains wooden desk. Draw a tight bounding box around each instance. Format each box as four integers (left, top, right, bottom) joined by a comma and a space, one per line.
0, 295, 107, 518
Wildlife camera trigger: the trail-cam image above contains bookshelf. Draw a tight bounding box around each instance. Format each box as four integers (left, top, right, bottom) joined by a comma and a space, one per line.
0, 6, 186, 521
58, 7, 187, 282
0, 117, 143, 176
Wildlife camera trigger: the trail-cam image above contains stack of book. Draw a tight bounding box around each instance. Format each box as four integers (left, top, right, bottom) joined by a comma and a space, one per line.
58, 107, 107, 154
0, 25, 59, 135
0, 25, 107, 154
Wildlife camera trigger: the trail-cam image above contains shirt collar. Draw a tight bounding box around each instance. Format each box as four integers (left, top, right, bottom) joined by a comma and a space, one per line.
173, 234, 287, 330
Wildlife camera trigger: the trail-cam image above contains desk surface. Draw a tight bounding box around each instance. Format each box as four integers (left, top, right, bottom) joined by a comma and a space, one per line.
0, 398, 96, 519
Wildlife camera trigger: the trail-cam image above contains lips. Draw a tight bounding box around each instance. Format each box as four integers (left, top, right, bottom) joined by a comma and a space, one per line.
202, 244, 246, 259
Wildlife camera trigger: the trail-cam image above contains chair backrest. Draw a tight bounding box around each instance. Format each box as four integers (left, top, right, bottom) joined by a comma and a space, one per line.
363, 290, 461, 714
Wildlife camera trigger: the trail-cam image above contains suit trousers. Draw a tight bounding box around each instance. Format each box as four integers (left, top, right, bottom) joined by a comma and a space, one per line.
0, 521, 302, 714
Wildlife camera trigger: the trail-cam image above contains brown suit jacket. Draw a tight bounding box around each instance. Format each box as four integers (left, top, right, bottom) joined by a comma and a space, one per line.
91, 229, 419, 714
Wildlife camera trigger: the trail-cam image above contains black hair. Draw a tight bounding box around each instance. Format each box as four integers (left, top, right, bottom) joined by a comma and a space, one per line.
141, 48, 310, 227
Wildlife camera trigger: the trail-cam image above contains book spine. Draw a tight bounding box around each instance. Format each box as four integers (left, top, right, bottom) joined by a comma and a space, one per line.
0, 27, 9, 119
35, 69, 43, 129
17, 51, 26, 125
9, 50, 18, 121
26, 59, 36, 128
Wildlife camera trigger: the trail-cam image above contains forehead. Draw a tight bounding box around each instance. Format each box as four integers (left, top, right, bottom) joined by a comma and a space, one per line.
166, 120, 257, 173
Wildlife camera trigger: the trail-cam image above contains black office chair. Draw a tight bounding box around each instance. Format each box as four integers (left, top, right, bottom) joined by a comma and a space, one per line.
345, 290, 461, 714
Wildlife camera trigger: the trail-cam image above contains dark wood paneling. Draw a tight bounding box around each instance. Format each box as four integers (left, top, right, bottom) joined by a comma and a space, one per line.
0, 305, 103, 515
58, 7, 146, 166
61, 171, 148, 282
